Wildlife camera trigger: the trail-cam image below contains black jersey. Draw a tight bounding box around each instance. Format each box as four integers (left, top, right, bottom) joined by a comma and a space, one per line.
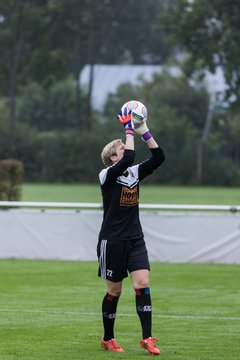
98, 146, 165, 242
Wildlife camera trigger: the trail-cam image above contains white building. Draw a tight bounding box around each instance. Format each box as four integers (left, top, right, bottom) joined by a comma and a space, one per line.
79, 64, 227, 110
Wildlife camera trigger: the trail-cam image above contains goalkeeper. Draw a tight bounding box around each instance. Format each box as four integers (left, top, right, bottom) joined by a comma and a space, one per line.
97, 105, 165, 355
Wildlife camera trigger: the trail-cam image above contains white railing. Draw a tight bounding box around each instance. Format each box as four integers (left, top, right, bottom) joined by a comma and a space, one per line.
0, 201, 239, 212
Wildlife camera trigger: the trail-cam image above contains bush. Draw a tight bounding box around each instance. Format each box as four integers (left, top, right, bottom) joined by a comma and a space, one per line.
16, 77, 77, 131
0, 159, 24, 201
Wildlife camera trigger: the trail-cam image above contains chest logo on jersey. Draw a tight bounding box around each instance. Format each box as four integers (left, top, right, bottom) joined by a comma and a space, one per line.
120, 186, 138, 207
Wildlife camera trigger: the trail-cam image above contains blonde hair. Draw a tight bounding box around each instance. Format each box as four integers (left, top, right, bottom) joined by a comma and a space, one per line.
101, 139, 122, 167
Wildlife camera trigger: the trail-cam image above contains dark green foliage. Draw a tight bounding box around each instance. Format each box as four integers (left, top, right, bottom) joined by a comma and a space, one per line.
0, 159, 24, 200
0, 0, 239, 186
104, 72, 208, 185
0, 72, 239, 185
159, 0, 240, 101
17, 78, 77, 130
33, 130, 105, 183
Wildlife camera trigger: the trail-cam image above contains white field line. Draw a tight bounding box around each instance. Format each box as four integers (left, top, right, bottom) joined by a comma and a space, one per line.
0, 308, 240, 321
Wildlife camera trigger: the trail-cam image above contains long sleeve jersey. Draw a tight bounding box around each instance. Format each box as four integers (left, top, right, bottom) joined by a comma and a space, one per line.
98, 146, 165, 241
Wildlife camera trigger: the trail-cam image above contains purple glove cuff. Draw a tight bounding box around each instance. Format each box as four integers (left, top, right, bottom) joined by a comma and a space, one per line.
142, 131, 152, 142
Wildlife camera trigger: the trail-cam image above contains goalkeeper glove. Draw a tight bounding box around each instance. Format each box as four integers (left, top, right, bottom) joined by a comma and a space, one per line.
134, 122, 152, 142
117, 107, 134, 136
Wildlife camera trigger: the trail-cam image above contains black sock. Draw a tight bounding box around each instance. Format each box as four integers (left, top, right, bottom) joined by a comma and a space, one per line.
135, 287, 152, 339
102, 293, 120, 341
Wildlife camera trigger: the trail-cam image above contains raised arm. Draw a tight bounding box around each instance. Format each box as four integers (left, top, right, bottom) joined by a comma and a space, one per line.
100, 105, 136, 185
134, 121, 165, 181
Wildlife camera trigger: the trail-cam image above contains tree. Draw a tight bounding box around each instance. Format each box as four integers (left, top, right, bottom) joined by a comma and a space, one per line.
16, 78, 77, 131
0, 0, 172, 134
0, 0, 55, 154
104, 71, 210, 184
47, 0, 171, 128
97, 0, 170, 65
44, 0, 126, 129
159, 0, 240, 103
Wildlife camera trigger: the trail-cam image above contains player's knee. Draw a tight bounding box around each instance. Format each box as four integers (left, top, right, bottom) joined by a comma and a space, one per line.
107, 282, 122, 297
134, 279, 149, 289
109, 289, 122, 297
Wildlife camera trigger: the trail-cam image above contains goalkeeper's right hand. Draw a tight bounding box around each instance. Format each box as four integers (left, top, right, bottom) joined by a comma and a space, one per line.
134, 122, 152, 142
117, 107, 134, 136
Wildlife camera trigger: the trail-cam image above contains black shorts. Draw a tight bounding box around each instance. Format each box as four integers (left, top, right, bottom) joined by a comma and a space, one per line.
97, 237, 150, 282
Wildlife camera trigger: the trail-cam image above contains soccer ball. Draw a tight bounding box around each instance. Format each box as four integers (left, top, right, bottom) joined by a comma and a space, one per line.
121, 100, 148, 128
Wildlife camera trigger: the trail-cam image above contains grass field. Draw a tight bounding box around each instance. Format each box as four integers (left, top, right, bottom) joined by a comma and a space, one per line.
2, 185, 239, 359
21, 183, 240, 205
0, 261, 240, 360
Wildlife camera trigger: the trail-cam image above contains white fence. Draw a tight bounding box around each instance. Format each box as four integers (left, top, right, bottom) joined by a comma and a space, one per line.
0, 201, 240, 264
0, 201, 239, 212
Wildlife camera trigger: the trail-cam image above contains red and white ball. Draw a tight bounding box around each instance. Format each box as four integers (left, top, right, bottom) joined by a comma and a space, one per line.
121, 100, 148, 128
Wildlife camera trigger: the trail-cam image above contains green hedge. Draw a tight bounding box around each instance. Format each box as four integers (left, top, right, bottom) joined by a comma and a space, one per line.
0, 159, 24, 201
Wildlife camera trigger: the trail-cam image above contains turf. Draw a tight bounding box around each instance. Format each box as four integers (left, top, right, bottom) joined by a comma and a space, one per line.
0, 260, 239, 359
21, 183, 240, 205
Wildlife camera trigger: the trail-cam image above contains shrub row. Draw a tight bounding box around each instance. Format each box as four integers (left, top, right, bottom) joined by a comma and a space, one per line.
0, 159, 24, 201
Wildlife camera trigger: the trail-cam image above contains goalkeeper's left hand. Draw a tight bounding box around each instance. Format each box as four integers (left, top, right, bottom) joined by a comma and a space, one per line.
117, 107, 134, 136
134, 122, 152, 142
